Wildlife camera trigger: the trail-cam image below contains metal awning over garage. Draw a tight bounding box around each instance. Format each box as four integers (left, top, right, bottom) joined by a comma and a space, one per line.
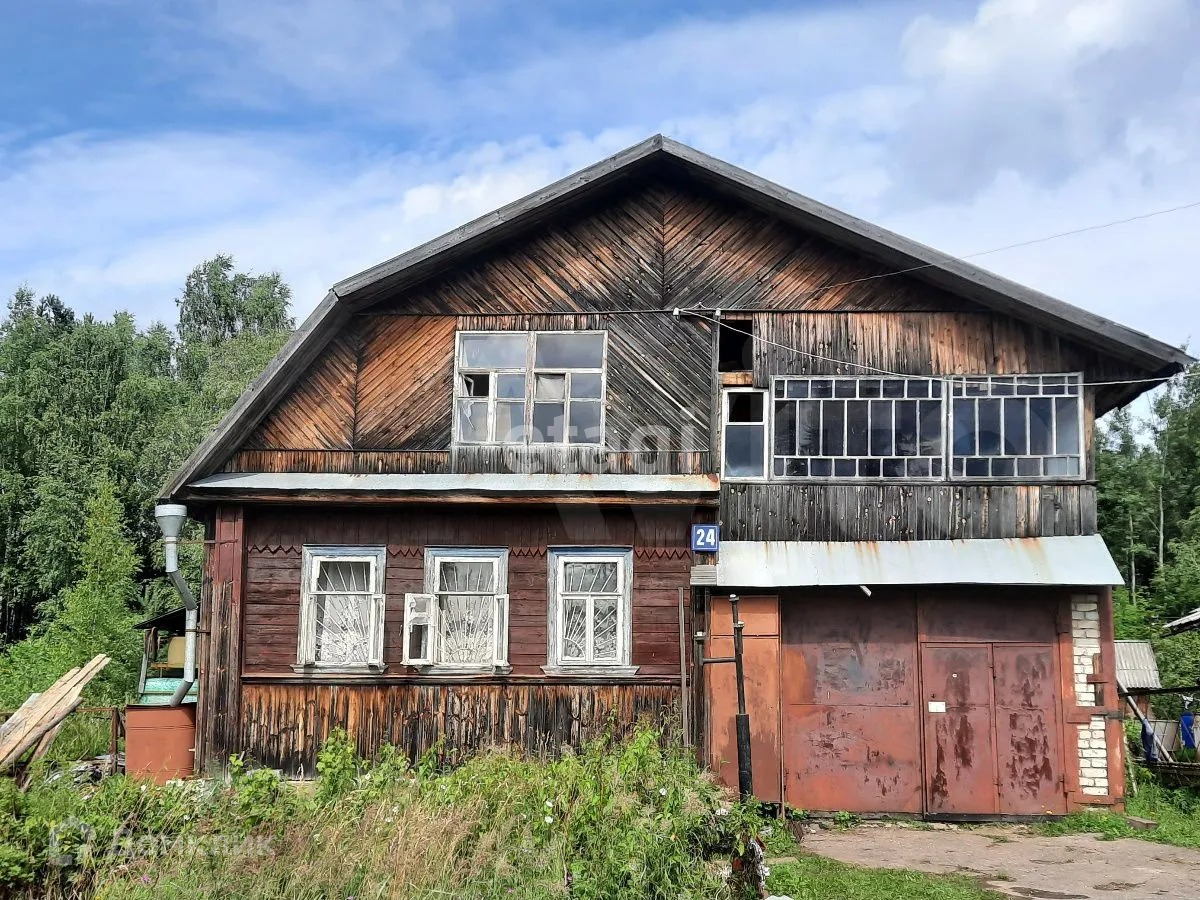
707, 535, 1123, 587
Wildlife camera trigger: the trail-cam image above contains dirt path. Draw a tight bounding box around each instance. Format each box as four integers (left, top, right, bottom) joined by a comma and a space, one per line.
802, 825, 1200, 900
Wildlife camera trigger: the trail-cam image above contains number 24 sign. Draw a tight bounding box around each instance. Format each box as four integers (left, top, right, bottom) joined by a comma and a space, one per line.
690, 524, 719, 552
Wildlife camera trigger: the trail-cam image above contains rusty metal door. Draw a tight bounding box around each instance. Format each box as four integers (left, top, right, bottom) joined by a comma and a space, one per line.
921, 641, 1066, 816
921, 643, 998, 815
706, 595, 781, 802
782, 591, 923, 814
993, 644, 1066, 814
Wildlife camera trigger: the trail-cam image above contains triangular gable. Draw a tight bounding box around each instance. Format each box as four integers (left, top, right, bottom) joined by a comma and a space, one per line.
163, 135, 1191, 498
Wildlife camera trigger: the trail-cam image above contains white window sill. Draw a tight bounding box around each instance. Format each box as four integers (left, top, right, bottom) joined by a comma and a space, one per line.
409, 664, 513, 676
291, 664, 387, 676
541, 665, 640, 677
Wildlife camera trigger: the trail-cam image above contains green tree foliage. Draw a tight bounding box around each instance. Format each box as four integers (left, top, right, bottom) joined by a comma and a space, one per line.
0, 479, 141, 706
1097, 362, 1200, 697
0, 257, 294, 702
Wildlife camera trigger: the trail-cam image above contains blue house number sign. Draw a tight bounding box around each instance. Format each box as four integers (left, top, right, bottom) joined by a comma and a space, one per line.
690, 524, 720, 552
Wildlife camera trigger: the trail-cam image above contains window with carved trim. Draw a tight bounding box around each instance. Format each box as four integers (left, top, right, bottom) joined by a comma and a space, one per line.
544, 548, 636, 676
404, 548, 509, 671
297, 546, 386, 671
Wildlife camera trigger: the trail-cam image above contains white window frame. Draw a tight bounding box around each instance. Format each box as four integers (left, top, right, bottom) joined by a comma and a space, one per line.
543, 548, 637, 677
405, 547, 510, 673
295, 545, 387, 673
948, 373, 1086, 480
720, 388, 769, 481
720, 374, 1087, 484
453, 330, 608, 447
769, 375, 946, 481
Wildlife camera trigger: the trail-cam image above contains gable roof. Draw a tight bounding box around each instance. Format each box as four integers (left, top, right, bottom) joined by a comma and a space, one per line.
162, 134, 1192, 499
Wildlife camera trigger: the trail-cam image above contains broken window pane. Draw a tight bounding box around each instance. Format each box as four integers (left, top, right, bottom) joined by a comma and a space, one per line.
461, 333, 527, 368
535, 333, 604, 368
457, 400, 489, 442
461, 373, 490, 397
919, 400, 942, 455
1045, 456, 1080, 477
728, 392, 764, 423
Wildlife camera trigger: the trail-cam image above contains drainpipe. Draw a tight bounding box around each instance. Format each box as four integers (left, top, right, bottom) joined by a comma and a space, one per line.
155, 504, 197, 707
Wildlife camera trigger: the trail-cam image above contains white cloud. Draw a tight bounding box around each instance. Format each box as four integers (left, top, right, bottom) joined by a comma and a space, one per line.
3, 0, 1197, 358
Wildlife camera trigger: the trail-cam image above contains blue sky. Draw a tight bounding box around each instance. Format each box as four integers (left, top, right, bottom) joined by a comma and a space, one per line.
1, 0, 1197, 353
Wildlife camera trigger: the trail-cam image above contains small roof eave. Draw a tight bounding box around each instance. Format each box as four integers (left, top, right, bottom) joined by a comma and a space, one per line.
1164, 607, 1200, 635
713, 536, 1124, 588
186, 472, 719, 495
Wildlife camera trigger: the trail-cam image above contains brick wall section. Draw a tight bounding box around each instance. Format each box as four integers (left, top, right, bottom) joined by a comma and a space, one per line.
1071, 594, 1109, 798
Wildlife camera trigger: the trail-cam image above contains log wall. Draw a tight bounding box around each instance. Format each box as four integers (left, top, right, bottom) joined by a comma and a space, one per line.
238, 681, 681, 774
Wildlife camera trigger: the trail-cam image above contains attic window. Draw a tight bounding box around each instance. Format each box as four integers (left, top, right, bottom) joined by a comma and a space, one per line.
455, 331, 606, 445
718, 318, 754, 372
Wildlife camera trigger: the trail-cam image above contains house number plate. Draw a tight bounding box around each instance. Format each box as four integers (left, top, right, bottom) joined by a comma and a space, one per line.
690, 524, 720, 552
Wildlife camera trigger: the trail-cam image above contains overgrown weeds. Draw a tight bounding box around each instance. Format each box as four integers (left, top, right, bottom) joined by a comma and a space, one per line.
0, 727, 770, 899
1039, 771, 1200, 848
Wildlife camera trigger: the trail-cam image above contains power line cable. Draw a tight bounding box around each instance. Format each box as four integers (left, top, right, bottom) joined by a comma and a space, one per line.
683, 311, 1195, 389
768, 198, 1200, 302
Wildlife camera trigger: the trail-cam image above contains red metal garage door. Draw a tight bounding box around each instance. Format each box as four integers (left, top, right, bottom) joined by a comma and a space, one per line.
781, 590, 923, 814
921, 641, 1066, 815
771, 589, 1068, 817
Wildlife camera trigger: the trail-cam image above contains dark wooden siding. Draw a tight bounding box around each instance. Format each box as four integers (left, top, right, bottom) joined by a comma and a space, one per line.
239, 681, 680, 775
722, 483, 1098, 541
224, 178, 1137, 479
240, 505, 694, 677
197, 505, 245, 773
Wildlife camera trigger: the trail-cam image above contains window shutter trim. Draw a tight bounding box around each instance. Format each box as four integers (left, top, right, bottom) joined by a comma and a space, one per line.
403, 593, 435, 665
493, 593, 509, 667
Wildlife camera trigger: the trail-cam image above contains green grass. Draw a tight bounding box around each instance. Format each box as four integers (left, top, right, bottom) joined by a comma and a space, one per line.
767, 852, 1005, 900
2, 728, 778, 900
1038, 772, 1200, 848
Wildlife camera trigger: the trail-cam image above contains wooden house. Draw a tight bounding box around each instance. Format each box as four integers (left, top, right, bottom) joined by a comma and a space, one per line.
162, 135, 1191, 817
